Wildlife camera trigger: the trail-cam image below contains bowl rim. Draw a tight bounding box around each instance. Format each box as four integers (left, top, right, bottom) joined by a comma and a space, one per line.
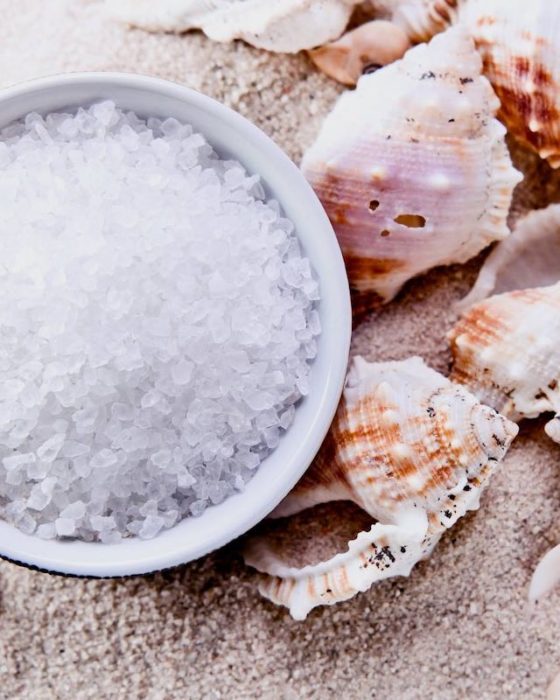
0, 71, 351, 577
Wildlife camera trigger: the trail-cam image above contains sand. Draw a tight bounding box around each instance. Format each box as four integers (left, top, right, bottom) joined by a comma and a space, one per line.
1, 2, 560, 699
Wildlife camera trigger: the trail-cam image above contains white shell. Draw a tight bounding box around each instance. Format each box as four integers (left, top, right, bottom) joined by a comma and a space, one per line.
243, 356, 518, 619
106, 0, 360, 52
458, 204, 560, 311
302, 27, 522, 299
530, 543, 560, 603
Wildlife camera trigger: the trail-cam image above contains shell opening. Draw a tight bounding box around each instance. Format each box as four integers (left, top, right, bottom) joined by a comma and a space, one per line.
362, 63, 383, 75
380, 229, 391, 237
368, 199, 380, 212
394, 214, 427, 228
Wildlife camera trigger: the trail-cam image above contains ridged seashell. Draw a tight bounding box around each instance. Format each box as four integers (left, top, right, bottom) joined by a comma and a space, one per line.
449, 283, 560, 442
458, 204, 560, 311
301, 27, 522, 300
458, 0, 560, 168
243, 356, 517, 619
106, 0, 361, 53
308, 20, 411, 86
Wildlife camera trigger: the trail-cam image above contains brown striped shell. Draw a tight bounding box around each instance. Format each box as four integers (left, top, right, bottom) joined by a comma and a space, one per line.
301, 27, 521, 300
449, 283, 560, 442
458, 0, 560, 168
243, 356, 517, 619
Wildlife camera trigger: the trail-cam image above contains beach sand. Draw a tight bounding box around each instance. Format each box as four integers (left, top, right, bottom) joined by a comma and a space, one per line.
1, 3, 560, 698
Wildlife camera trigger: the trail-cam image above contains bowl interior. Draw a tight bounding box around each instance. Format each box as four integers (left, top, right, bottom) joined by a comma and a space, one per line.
0, 73, 351, 576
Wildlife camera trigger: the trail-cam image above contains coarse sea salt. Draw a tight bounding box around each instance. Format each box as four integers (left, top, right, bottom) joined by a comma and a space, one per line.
0, 101, 320, 542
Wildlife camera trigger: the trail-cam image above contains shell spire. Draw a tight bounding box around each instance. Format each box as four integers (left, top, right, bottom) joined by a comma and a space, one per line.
302, 26, 522, 300
243, 356, 517, 619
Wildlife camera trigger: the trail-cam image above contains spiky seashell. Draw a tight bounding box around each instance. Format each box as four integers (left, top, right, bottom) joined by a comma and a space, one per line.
458, 204, 560, 311
308, 20, 411, 86
243, 356, 517, 619
106, 0, 361, 53
301, 27, 522, 300
449, 283, 560, 442
458, 0, 560, 168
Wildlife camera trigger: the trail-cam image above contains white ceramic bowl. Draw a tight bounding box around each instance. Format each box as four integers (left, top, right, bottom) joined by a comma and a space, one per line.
0, 73, 351, 577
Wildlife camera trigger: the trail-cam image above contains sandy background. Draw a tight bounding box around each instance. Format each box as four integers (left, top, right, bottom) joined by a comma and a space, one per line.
1, 2, 560, 698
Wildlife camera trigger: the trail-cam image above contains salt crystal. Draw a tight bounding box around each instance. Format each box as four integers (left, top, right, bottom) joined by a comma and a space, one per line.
36, 523, 57, 539
139, 515, 165, 539
17, 513, 37, 535
90, 515, 116, 531
37, 434, 65, 463
90, 449, 118, 470
189, 500, 207, 517
279, 406, 296, 430
171, 359, 194, 386
0, 101, 320, 542
100, 530, 122, 544
59, 501, 86, 520
27, 484, 51, 511
55, 517, 76, 537
151, 449, 172, 468
3, 453, 35, 471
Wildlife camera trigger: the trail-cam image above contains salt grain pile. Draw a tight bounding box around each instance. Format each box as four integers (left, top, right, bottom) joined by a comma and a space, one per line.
0, 102, 320, 542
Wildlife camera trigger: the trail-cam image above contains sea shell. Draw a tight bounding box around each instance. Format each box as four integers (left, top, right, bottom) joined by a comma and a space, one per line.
308, 20, 411, 86
106, 0, 361, 53
243, 356, 517, 619
457, 204, 560, 311
301, 26, 522, 300
548, 673, 560, 700
310, 2, 461, 86
369, 0, 458, 42
457, 0, 560, 168
449, 283, 560, 442
530, 543, 560, 604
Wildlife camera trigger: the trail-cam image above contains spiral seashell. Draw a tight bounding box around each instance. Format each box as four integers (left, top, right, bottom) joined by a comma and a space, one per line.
302, 27, 521, 300
243, 356, 517, 619
457, 204, 560, 311
449, 283, 560, 441
106, 0, 362, 53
